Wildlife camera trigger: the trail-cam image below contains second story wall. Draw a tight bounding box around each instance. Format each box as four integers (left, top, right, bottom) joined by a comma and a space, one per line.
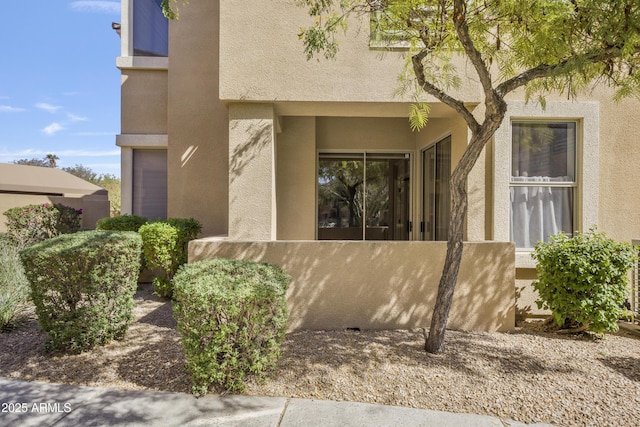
219, 1, 481, 105
120, 69, 168, 134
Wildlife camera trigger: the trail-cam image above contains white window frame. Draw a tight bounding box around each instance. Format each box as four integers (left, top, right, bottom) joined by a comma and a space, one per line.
510, 120, 577, 249
493, 101, 599, 268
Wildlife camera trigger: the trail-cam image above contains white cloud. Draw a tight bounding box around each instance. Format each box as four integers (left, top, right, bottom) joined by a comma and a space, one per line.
36, 102, 62, 113
0, 105, 25, 113
70, 1, 120, 14
67, 113, 88, 122
42, 123, 65, 136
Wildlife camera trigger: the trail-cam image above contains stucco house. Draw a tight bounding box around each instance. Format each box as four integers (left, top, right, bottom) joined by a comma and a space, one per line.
115, 1, 640, 332
0, 163, 110, 231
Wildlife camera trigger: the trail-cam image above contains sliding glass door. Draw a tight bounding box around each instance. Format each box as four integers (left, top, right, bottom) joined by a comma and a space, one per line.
422, 136, 451, 241
317, 153, 411, 240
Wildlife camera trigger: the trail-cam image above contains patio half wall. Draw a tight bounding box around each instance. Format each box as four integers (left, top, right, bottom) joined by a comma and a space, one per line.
189, 239, 515, 333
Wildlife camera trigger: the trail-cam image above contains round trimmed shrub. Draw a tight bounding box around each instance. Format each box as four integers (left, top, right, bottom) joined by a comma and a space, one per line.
19, 230, 142, 352
172, 258, 290, 396
139, 222, 179, 298
139, 218, 202, 298
532, 228, 637, 333
96, 214, 149, 232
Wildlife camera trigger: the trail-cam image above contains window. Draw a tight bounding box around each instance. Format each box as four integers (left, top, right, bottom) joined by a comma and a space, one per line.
510, 122, 576, 249
422, 136, 451, 241
317, 153, 411, 240
369, 2, 451, 47
133, 149, 167, 219
133, 0, 168, 57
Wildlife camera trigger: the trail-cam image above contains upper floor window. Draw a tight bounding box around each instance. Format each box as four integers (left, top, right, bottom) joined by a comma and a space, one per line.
133, 0, 168, 57
510, 122, 577, 249
369, 2, 415, 47
369, 2, 451, 48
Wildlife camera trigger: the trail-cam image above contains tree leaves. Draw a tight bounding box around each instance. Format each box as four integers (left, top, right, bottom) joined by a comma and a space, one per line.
300, 0, 640, 113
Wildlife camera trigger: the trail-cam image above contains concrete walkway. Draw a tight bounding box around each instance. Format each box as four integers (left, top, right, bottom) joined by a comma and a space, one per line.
0, 377, 554, 427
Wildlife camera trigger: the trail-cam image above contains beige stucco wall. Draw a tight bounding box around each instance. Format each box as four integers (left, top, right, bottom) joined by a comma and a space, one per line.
316, 117, 416, 151
228, 103, 277, 240
219, 1, 481, 106
277, 116, 317, 240
167, 0, 229, 237
0, 194, 109, 232
515, 268, 543, 319
189, 239, 515, 332
596, 93, 640, 243
120, 70, 168, 134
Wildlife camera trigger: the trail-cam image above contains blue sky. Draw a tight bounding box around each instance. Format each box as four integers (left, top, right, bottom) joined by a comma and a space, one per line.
0, 1, 122, 177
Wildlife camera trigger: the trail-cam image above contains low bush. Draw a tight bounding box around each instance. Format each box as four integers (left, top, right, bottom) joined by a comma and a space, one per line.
97, 214, 150, 275
532, 227, 637, 333
0, 234, 30, 330
139, 222, 179, 297
19, 230, 142, 352
172, 258, 291, 396
3, 203, 82, 248
96, 214, 149, 232
138, 218, 201, 298
165, 217, 202, 266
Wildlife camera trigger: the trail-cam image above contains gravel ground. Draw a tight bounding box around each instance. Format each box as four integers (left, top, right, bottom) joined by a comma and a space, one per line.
1, 284, 639, 427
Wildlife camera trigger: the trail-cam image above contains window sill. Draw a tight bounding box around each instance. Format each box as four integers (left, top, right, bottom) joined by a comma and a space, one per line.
515, 251, 537, 269
369, 39, 411, 50
116, 56, 168, 70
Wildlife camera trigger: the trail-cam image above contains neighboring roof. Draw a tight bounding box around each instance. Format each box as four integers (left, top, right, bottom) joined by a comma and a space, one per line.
0, 163, 107, 196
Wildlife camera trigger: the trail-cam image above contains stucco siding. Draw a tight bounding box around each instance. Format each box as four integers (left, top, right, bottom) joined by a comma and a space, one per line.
218, 1, 481, 105
597, 95, 640, 243
189, 239, 516, 333
277, 117, 317, 240
120, 70, 168, 134
166, 0, 228, 236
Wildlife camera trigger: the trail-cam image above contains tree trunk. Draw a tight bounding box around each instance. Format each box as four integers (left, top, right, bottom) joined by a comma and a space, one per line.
425, 161, 467, 353
424, 106, 506, 354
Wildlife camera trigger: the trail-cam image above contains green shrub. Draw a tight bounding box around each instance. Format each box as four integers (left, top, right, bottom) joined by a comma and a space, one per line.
96, 214, 149, 232
165, 217, 202, 265
139, 222, 178, 297
97, 214, 150, 276
3, 203, 82, 248
532, 227, 638, 333
172, 258, 291, 396
0, 234, 30, 330
19, 230, 142, 352
138, 218, 201, 298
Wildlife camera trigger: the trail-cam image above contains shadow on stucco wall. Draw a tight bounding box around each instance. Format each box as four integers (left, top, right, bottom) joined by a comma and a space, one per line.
188, 240, 515, 333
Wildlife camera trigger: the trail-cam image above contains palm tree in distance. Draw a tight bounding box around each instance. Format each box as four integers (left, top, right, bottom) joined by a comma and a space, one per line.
45, 154, 59, 168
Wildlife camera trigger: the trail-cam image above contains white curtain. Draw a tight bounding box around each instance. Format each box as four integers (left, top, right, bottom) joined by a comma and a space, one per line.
510, 176, 573, 248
